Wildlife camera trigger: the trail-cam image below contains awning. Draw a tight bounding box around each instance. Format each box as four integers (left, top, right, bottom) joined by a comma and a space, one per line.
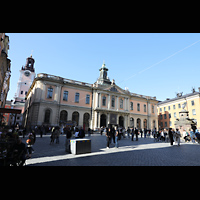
0, 108, 21, 114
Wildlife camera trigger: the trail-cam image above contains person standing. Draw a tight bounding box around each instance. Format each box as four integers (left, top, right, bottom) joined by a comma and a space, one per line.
55, 126, 60, 144
115, 127, 119, 148
175, 128, 181, 146
140, 129, 143, 138
111, 127, 115, 144
135, 127, 138, 141
190, 129, 195, 143
65, 126, 72, 153
88, 128, 91, 137
127, 127, 131, 139
131, 128, 135, 141
106, 128, 111, 149
168, 128, 173, 145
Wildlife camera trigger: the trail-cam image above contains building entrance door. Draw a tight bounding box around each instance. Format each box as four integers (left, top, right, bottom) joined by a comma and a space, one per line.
119, 116, 124, 127
100, 114, 107, 127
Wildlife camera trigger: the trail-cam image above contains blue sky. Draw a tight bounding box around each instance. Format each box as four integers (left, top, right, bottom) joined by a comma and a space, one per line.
7, 33, 200, 101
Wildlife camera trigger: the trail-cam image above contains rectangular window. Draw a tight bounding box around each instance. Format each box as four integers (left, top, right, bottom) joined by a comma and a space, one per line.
173, 105, 176, 109
168, 106, 170, 110
164, 114, 167, 119
75, 92, 80, 103
191, 100, 195, 106
137, 103, 140, 111
178, 104, 181, 108
144, 104, 146, 112
86, 94, 90, 104
63, 91, 68, 101
192, 109, 196, 115
152, 105, 154, 113
165, 122, 167, 127
47, 87, 53, 99
164, 107, 166, 111
21, 91, 23, 94
120, 99, 123, 109
102, 96, 106, 106
130, 102, 133, 110
174, 112, 176, 118
111, 96, 115, 107
169, 113, 171, 118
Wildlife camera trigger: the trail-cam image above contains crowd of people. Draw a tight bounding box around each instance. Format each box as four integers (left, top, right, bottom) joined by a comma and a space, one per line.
103, 126, 200, 148
1, 122, 200, 166
0, 127, 36, 166
104, 126, 141, 149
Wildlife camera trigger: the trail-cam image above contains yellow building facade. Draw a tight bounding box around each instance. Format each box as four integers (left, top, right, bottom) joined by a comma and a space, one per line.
157, 89, 200, 130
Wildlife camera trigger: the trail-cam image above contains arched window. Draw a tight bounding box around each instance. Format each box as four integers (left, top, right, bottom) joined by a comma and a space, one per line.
60, 110, 68, 122
44, 109, 51, 123
137, 118, 141, 129
72, 111, 79, 126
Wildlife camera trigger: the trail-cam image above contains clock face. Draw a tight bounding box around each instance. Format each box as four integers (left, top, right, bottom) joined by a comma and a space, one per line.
24, 70, 31, 77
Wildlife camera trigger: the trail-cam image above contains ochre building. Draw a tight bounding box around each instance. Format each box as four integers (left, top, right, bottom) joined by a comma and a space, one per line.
157, 89, 200, 130
23, 63, 158, 131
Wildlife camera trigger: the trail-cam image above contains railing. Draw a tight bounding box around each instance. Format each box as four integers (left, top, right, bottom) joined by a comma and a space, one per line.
37, 73, 157, 100
37, 73, 93, 87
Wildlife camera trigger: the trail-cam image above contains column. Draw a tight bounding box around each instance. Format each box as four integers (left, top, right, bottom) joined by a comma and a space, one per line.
127, 114, 130, 127
99, 93, 102, 108
97, 93, 100, 108
124, 98, 127, 111
108, 94, 110, 110
94, 111, 97, 128
97, 112, 101, 128
125, 115, 128, 129
127, 98, 130, 111
117, 114, 119, 125
107, 113, 110, 125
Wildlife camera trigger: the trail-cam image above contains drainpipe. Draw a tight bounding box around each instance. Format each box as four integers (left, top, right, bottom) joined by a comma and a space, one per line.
57, 84, 63, 126
147, 98, 150, 130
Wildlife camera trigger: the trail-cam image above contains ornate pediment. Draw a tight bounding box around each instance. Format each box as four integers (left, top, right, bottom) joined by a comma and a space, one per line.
110, 86, 119, 92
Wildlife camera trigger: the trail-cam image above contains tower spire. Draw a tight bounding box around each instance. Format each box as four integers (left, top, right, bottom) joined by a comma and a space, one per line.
30, 50, 33, 57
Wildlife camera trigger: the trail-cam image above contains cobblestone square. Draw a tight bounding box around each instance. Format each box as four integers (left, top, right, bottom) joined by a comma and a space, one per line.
22, 133, 200, 166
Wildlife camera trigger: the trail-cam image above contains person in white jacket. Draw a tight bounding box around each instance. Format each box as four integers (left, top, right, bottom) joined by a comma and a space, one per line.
175, 128, 181, 146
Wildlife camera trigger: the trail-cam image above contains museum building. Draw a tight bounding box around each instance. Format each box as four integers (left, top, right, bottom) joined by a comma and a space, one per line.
23, 62, 158, 131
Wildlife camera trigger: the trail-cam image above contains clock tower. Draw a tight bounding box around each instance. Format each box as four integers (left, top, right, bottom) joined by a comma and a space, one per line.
12, 55, 35, 116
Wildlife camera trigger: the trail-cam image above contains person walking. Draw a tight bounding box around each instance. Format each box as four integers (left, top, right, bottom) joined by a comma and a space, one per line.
26, 133, 34, 158
131, 128, 135, 141
168, 128, 173, 145
190, 129, 195, 143
106, 128, 111, 149
144, 128, 147, 138
55, 126, 60, 144
50, 127, 56, 145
